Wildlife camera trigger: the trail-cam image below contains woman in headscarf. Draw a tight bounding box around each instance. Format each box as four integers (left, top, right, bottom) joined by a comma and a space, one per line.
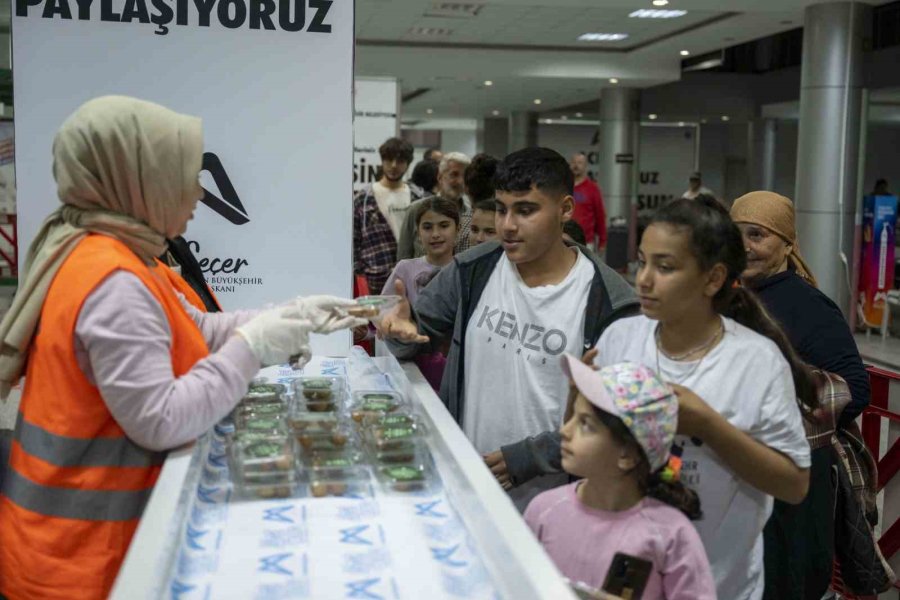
731, 190, 870, 600
0, 96, 364, 600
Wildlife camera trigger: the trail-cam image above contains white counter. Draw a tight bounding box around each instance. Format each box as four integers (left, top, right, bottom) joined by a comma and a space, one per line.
111, 356, 576, 600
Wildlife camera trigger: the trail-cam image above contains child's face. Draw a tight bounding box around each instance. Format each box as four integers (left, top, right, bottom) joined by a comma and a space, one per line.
559, 393, 635, 480
495, 185, 573, 266
417, 210, 458, 261
469, 208, 498, 247
636, 223, 726, 324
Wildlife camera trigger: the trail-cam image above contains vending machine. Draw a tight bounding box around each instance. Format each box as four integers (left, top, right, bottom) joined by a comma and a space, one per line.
859, 193, 898, 328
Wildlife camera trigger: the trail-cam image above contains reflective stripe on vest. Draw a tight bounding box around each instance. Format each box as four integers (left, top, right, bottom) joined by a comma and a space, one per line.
2, 470, 152, 521
14, 413, 165, 469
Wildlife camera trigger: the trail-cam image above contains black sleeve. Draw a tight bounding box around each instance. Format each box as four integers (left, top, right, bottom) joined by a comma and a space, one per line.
792, 300, 870, 425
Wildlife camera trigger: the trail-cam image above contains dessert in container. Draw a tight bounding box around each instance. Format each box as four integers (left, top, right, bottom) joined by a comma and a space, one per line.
349, 390, 406, 424
347, 295, 401, 322
292, 376, 345, 412
307, 465, 371, 498
375, 462, 433, 493
295, 424, 354, 454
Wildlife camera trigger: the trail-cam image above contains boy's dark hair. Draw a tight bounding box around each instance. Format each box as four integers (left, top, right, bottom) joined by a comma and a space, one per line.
651, 196, 818, 415
423, 147, 442, 161
563, 220, 587, 246
410, 160, 439, 192
494, 147, 575, 197
473, 198, 497, 213
593, 408, 702, 520
414, 197, 460, 228
379, 138, 414, 165
465, 153, 499, 203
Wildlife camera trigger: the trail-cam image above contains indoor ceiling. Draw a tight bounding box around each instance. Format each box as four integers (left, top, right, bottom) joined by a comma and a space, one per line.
355, 0, 891, 121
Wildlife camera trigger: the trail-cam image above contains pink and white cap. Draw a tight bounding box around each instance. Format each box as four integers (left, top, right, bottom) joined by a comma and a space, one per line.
561, 354, 678, 472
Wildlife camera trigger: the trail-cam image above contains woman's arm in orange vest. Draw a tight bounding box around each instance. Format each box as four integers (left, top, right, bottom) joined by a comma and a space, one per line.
75, 272, 261, 451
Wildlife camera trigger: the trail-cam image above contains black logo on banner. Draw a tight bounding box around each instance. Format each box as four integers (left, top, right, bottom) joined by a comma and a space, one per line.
200, 152, 249, 225
16, 0, 333, 36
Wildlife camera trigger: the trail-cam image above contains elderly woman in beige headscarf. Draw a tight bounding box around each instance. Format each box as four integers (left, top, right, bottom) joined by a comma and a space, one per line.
0, 96, 365, 600
731, 190, 869, 600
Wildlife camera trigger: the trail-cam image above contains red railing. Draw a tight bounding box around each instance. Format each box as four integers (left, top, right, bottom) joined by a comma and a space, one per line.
839, 365, 900, 599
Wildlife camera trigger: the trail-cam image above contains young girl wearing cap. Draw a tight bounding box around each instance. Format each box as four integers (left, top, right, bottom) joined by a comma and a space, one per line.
525, 357, 715, 599
593, 197, 815, 599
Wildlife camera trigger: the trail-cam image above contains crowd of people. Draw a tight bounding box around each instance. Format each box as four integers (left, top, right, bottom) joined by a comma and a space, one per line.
355, 136, 879, 599
0, 95, 881, 600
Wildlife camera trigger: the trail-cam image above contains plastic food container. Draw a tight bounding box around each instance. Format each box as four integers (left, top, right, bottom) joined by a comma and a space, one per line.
303, 449, 364, 468
376, 463, 432, 493
350, 391, 406, 424
238, 480, 297, 500
363, 419, 427, 452
243, 382, 287, 404
295, 425, 354, 454
359, 411, 420, 430
288, 411, 341, 435
307, 465, 371, 498
348, 295, 401, 321
370, 439, 429, 466
237, 414, 288, 437
292, 376, 345, 412
235, 402, 287, 429
232, 437, 295, 478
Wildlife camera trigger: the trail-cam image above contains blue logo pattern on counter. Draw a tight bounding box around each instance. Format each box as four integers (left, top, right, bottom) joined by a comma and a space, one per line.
161, 360, 499, 599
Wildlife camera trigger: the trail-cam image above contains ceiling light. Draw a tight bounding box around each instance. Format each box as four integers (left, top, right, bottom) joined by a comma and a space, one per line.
648, 114, 658, 120
701, 118, 707, 124
426, 108, 434, 114
630, 9, 687, 18
680, 50, 690, 56
575, 112, 583, 118
678, 121, 685, 126
424, 3, 485, 18
408, 26, 453, 36
561, 115, 568, 120
534, 99, 542, 105
492, 110, 500, 116
609, 78, 619, 84
577, 33, 629, 42
652, 0, 669, 5
484, 80, 493, 86
721, 115, 730, 121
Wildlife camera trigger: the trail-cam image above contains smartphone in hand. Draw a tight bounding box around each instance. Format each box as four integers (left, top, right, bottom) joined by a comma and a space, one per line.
601, 552, 653, 600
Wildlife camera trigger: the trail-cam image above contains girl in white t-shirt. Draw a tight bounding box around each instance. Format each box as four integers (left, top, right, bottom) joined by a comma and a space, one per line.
593, 196, 816, 600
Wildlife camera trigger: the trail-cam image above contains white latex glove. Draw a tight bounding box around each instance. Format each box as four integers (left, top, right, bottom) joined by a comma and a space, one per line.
283, 295, 368, 334
235, 305, 316, 367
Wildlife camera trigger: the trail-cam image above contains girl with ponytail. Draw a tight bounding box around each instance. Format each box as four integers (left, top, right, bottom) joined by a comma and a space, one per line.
591, 197, 813, 599
524, 357, 715, 599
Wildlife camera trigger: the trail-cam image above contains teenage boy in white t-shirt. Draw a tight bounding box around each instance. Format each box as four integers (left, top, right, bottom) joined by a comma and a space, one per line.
379, 147, 639, 509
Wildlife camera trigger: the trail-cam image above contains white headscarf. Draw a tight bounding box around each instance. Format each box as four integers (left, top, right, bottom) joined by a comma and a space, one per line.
0, 95, 203, 397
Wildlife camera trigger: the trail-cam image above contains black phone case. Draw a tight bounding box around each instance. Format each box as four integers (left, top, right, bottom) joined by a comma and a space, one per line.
602, 552, 654, 600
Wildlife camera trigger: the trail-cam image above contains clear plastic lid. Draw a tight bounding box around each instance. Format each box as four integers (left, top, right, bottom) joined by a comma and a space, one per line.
235, 402, 287, 429
376, 463, 432, 493
288, 411, 341, 434
349, 390, 406, 423
243, 381, 287, 404
348, 295, 402, 322
359, 411, 420, 430
295, 425, 355, 454
233, 437, 295, 475
363, 420, 427, 452
236, 480, 297, 500
307, 465, 371, 498
236, 414, 288, 437
303, 449, 363, 468
369, 439, 429, 466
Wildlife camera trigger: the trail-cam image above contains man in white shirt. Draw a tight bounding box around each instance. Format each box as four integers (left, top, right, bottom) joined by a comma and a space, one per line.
352, 137, 426, 294
380, 148, 639, 510
682, 171, 716, 201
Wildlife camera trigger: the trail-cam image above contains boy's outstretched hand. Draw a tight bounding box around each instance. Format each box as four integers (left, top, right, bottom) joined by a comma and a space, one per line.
375, 280, 430, 344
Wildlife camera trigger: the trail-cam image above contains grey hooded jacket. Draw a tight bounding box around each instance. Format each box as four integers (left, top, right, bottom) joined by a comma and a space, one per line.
385, 240, 639, 486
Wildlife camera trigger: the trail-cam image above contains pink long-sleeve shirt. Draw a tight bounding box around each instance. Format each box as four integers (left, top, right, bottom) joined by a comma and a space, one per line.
73, 270, 261, 451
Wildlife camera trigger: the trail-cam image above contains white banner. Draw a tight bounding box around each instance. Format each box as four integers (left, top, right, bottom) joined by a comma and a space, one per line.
353, 77, 399, 193
537, 122, 697, 217
13, 0, 353, 354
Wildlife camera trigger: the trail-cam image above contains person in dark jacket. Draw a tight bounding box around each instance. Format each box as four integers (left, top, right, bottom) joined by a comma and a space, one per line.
732, 190, 871, 600
379, 148, 639, 510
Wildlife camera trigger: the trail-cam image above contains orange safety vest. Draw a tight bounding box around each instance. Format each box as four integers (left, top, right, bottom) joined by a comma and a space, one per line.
0, 234, 210, 600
